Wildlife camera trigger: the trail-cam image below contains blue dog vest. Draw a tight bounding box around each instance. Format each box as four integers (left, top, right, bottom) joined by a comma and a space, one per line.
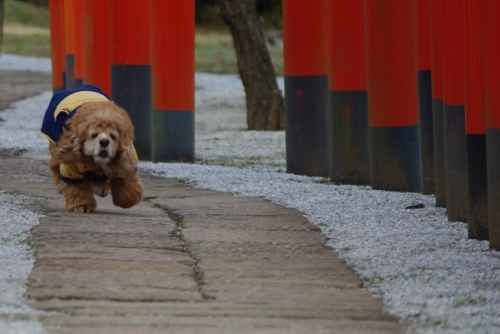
40, 84, 111, 144
40, 85, 115, 184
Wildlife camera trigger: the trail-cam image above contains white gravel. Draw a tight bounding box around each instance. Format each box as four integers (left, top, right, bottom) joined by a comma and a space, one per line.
1, 54, 500, 334
0, 54, 51, 73
0, 191, 48, 334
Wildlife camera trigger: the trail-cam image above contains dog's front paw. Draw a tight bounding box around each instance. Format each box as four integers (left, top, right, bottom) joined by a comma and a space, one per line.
110, 176, 143, 209
67, 198, 97, 213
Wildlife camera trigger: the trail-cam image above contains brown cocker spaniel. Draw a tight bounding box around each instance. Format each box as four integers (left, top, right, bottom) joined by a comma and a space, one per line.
41, 84, 143, 212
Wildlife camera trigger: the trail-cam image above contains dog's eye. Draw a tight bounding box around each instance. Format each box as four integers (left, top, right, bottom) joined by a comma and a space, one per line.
110, 133, 117, 140
90, 132, 98, 139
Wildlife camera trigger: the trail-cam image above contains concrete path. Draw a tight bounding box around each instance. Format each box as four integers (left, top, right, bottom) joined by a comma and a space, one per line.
0, 150, 405, 333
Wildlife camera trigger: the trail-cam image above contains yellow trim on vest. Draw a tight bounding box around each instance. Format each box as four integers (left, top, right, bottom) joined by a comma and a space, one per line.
60, 162, 85, 180
40, 132, 56, 145
53, 91, 109, 119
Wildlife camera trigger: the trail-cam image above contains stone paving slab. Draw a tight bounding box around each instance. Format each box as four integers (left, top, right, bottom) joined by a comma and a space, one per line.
34, 301, 401, 334
0, 152, 406, 333
0, 70, 51, 111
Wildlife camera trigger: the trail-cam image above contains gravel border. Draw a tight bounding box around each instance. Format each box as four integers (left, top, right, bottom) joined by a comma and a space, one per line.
0, 190, 49, 334
1, 54, 499, 334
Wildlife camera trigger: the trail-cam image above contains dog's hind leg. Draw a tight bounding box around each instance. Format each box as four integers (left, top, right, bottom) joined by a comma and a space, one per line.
65, 182, 97, 213
49, 144, 65, 194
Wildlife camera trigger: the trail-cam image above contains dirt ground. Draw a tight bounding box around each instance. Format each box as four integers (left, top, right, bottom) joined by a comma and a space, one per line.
0, 70, 51, 111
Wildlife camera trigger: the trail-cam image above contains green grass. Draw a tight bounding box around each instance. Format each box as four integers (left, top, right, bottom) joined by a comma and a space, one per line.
195, 28, 283, 75
2, 32, 50, 57
4, 0, 49, 27
195, 28, 239, 74
2, 0, 50, 57
1, 0, 283, 75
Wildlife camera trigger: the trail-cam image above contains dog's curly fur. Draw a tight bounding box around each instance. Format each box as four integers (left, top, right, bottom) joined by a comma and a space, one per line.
49, 101, 143, 212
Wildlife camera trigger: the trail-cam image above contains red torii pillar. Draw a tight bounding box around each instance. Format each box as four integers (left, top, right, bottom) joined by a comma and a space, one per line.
415, 0, 434, 195
62, 0, 83, 89
111, 0, 152, 160
365, 0, 422, 192
151, 0, 195, 163
485, 1, 500, 250
283, 0, 329, 177
328, 0, 369, 185
430, 0, 446, 208
63, 0, 76, 89
442, 0, 467, 222
49, 0, 65, 93
464, 0, 488, 240
82, 0, 112, 96
73, 0, 83, 88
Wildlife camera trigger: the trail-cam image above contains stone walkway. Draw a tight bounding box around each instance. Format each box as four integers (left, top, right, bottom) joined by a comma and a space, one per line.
0, 151, 405, 333
0, 69, 405, 333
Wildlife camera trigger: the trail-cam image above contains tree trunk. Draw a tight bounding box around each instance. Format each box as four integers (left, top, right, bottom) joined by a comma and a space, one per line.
217, 0, 285, 130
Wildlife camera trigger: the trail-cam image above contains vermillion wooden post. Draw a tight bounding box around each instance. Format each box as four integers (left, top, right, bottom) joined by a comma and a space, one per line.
63, 0, 76, 89
365, 0, 422, 192
328, 0, 368, 185
464, 0, 488, 240
49, 0, 65, 93
151, 0, 195, 162
442, 0, 467, 222
415, 0, 434, 195
111, 0, 152, 160
283, 0, 329, 177
485, 1, 500, 250
430, 0, 446, 207
82, 0, 112, 96
73, 0, 83, 88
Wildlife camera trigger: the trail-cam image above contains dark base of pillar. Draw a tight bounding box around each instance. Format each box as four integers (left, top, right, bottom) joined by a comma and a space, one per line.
152, 110, 195, 163
370, 125, 422, 192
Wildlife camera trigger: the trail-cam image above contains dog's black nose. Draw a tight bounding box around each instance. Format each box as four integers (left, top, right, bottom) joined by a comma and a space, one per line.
99, 139, 110, 147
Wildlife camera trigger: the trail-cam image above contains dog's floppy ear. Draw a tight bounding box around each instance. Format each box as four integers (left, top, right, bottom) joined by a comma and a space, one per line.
113, 104, 135, 149
54, 118, 86, 164
110, 104, 138, 179
121, 120, 135, 149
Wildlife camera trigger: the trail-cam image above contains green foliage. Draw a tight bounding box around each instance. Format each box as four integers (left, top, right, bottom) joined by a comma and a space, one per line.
196, 0, 282, 29
2, 0, 284, 75
5, 0, 49, 27
16, 0, 48, 7
195, 0, 225, 28
2, 0, 50, 57
195, 28, 238, 74
2, 32, 49, 57
255, 0, 282, 29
